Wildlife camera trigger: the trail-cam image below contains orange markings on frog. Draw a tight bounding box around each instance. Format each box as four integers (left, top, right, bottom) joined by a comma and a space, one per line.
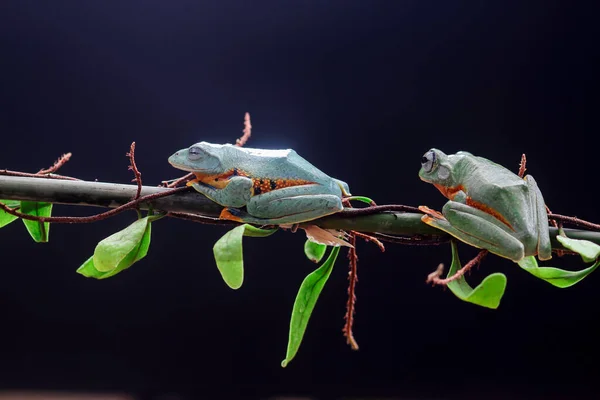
252, 177, 314, 195
219, 208, 244, 222
187, 168, 250, 189
433, 183, 464, 200
186, 167, 314, 195
425, 185, 514, 230
465, 197, 514, 230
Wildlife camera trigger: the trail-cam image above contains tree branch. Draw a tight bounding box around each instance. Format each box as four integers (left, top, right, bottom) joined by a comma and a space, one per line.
1, 175, 598, 252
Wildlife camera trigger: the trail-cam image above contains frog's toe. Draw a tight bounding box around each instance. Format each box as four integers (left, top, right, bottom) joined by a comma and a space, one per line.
418, 205, 446, 220
219, 208, 245, 222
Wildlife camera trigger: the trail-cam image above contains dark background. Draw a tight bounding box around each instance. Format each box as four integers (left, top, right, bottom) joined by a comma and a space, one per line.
1, 1, 599, 399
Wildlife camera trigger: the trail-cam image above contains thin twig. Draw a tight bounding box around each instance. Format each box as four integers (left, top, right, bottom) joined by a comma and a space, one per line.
0, 187, 190, 223
38, 152, 72, 175
167, 211, 238, 226
343, 233, 360, 351
162, 172, 195, 188
427, 250, 488, 286
369, 232, 449, 245
0, 170, 80, 181
235, 112, 252, 147
351, 231, 385, 252
547, 213, 600, 231
338, 204, 422, 217
126, 142, 143, 200
518, 153, 527, 178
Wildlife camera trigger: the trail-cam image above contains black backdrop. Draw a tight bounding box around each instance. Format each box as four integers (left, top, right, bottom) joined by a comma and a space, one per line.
1, 1, 599, 399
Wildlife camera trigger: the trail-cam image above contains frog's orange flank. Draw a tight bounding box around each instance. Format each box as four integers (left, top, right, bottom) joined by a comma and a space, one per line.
188, 168, 314, 195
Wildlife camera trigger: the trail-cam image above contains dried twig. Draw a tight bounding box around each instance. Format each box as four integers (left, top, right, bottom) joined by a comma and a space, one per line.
351, 230, 385, 252
427, 249, 488, 286
38, 152, 72, 175
0, 187, 190, 224
338, 204, 422, 217
127, 142, 143, 200
235, 112, 252, 147
518, 153, 527, 178
343, 233, 360, 350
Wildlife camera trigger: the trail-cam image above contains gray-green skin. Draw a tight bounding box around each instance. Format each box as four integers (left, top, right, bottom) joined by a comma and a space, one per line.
419, 149, 552, 262
168, 142, 351, 225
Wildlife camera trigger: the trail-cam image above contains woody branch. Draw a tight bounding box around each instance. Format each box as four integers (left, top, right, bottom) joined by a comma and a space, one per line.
1, 175, 598, 251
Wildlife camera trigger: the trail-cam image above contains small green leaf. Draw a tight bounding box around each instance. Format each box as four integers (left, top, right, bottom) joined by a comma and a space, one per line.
344, 196, 375, 205
93, 217, 150, 272
517, 255, 599, 288
446, 241, 507, 309
0, 199, 20, 228
304, 240, 327, 263
76, 256, 99, 278
282, 246, 341, 368
556, 235, 600, 263
20, 201, 53, 242
212, 224, 278, 289
77, 218, 152, 279
239, 224, 278, 238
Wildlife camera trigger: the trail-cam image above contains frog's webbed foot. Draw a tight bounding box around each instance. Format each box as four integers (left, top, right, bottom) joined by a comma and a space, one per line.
418, 205, 446, 221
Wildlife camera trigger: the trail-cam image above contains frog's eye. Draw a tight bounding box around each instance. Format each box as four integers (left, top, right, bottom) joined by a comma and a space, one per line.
421, 150, 436, 172
188, 146, 203, 161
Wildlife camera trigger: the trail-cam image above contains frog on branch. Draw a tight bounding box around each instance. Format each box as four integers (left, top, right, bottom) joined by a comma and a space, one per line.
168, 142, 351, 225
418, 148, 552, 263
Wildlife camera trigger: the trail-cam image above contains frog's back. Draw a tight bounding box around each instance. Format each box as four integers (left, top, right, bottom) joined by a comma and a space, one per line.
454, 154, 533, 231
219, 144, 338, 185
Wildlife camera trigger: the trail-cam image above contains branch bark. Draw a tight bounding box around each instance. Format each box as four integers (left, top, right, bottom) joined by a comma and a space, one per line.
1, 175, 598, 251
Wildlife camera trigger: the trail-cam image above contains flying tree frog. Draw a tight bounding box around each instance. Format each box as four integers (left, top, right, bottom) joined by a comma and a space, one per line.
168, 142, 351, 225
418, 149, 552, 262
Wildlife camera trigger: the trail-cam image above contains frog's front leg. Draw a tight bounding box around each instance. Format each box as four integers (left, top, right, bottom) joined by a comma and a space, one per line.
189, 176, 253, 208
420, 200, 526, 261
221, 184, 343, 225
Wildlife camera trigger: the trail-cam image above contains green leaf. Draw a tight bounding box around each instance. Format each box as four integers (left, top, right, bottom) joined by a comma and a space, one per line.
212, 224, 277, 289
344, 196, 375, 205
304, 240, 327, 263
20, 201, 53, 242
446, 241, 507, 309
281, 246, 341, 368
0, 199, 20, 228
93, 217, 150, 272
77, 218, 152, 279
556, 235, 600, 263
239, 224, 278, 238
517, 255, 599, 288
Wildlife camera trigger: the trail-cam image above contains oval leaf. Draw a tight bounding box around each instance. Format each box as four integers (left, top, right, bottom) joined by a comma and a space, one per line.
0, 199, 20, 228
446, 241, 507, 309
556, 235, 600, 263
212, 224, 278, 289
517, 255, 599, 288
77, 221, 152, 279
20, 201, 53, 242
282, 246, 341, 368
304, 240, 327, 263
93, 217, 150, 272
213, 225, 246, 289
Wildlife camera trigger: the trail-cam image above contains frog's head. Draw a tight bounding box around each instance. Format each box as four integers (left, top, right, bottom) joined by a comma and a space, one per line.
168, 141, 223, 174
418, 148, 456, 188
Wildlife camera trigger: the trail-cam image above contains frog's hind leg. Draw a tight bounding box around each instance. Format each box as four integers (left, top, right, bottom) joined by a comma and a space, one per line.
420, 201, 526, 262
524, 175, 552, 261
221, 185, 344, 225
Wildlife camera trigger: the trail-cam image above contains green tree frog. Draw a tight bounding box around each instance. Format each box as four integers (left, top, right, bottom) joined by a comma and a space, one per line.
168, 142, 351, 225
418, 148, 552, 262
